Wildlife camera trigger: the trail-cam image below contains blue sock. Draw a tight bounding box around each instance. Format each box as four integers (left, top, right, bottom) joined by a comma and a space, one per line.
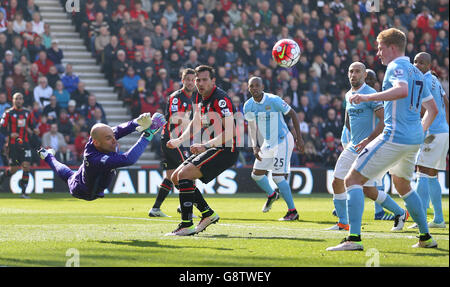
378, 193, 405, 216
429, 177, 444, 223
374, 202, 384, 214
403, 190, 429, 234
252, 174, 275, 197
416, 175, 430, 217
333, 194, 348, 225
276, 179, 295, 210
346, 185, 364, 236
46, 154, 74, 182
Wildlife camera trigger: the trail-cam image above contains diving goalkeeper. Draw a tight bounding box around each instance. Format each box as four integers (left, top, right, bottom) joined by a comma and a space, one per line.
37, 113, 166, 201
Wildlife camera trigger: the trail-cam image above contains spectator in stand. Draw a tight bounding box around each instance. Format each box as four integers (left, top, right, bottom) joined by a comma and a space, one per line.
21, 81, 34, 108
320, 132, 341, 168
2, 50, 15, 77
42, 94, 60, 124
55, 145, 78, 166
34, 50, 53, 75
11, 64, 25, 88
94, 25, 110, 62
66, 99, 80, 124
12, 12, 26, 34
112, 49, 130, 87
57, 109, 74, 144
121, 66, 140, 105
37, 113, 50, 138
42, 123, 66, 152
157, 68, 173, 95
1, 76, 15, 102
53, 80, 70, 109
0, 92, 11, 115
0, 11, 7, 33
46, 39, 64, 73
73, 129, 88, 161
23, 0, 40, 22
81, 94, 106, 122
321, 107, 342, 139
20, 21, 38, 48
11, 36, 29, 63
132, 51, 148, 78
41, 23, 52, 49
27, 35, 45, 61
306, 82, 321, 109
87, 107, 108, 132
31, 12, 44, 35
70, 81, 89, 109
33, 76, 52, 107
60, 63, 79, 94
46, 65, 59, 88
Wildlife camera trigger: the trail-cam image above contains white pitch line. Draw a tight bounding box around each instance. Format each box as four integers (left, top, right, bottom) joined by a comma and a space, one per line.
104, 216, 449, 240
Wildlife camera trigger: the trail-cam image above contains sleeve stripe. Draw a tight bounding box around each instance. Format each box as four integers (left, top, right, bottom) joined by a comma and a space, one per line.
421, 95, 433, 103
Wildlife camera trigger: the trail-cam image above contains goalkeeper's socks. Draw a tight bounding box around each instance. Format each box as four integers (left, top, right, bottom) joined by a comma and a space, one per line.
429, 176, 444, 224
346, 185, 364, 237
251, 173, 275, 197
416, 174, 430, 216
333, 192, 348, 225
153, 178, 173, 209
178, 179, 195, 222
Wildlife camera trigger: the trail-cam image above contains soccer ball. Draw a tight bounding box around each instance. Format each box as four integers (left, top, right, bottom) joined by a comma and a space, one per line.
272, 39, 301, 68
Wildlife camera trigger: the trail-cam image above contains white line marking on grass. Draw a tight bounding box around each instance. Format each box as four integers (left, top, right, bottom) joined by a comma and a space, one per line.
104, 216, 449, 241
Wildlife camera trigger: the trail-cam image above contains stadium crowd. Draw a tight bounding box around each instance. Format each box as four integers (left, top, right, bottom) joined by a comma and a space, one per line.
0, 0, 449, 169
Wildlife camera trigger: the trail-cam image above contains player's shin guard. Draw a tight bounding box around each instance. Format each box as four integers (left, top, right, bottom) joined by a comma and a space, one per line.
194, 187, 213, 217
402, 190, 429, 235
45, 154, 74, 182
346, 185, 364, 236
178, 179, 195, 222
273, 176, 295, 210
153, 178, 173, 209
416, 173, 431, 217
333, 192, 348, 225
376, 190, 405, 216
251, 173, 275, 197
20, 171, 30, 194
429, 176, 444, 224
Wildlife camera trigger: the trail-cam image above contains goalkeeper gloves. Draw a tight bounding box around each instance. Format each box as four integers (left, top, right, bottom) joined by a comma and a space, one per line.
140, 113, 167, 141
135, 113, 152, 133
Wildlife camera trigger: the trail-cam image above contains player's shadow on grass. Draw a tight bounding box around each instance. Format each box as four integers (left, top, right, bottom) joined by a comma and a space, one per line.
384, 248, 449, 256
98, 240, 233, 251
201, 234, 324, 242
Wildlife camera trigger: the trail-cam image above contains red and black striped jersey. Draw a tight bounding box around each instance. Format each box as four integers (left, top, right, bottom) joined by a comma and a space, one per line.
0, 107, 35, 144
161, 89, 201, 141
198, 86, 237, 151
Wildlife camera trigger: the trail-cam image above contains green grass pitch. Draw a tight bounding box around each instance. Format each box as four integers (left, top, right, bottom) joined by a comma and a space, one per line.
0, 193, 448, 267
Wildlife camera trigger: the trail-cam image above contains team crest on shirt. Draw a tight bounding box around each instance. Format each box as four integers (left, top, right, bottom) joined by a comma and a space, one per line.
265, 105, 271, 110
172, 98, 179, 104
218, 99, 227, 108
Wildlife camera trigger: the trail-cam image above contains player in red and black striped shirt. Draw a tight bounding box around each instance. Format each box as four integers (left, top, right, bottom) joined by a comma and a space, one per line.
0, 93, 37, 198
149, 68, 200, 217
165, 65, 239, 236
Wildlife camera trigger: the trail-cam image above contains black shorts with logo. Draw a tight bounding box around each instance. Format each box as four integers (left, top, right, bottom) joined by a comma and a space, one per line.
8, 142, 32, 166
160, 138, 190, 170
184, 147, 239, 183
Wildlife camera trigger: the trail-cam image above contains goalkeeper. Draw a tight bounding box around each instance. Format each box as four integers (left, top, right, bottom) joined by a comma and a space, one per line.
37, 113, 166, 201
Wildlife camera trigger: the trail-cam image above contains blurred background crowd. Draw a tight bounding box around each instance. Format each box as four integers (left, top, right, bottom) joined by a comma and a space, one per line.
0, 0, 448, 169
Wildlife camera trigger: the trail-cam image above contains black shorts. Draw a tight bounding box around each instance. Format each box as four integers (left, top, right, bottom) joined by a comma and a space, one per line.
160, 139, 190, 170
184, 147, 239, 183
8, 143, 32, 166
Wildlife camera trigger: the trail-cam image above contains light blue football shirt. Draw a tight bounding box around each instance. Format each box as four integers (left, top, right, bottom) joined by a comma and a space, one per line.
244, 93, 291, 147
425, 71, 449, 134
341, 125, 350, 148
345, 83, 383, 153
381, 56, 433, 145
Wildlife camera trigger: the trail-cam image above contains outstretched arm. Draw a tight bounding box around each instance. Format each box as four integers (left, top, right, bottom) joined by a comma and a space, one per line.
113, 120, 139, 140
100, 135, 150, 169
